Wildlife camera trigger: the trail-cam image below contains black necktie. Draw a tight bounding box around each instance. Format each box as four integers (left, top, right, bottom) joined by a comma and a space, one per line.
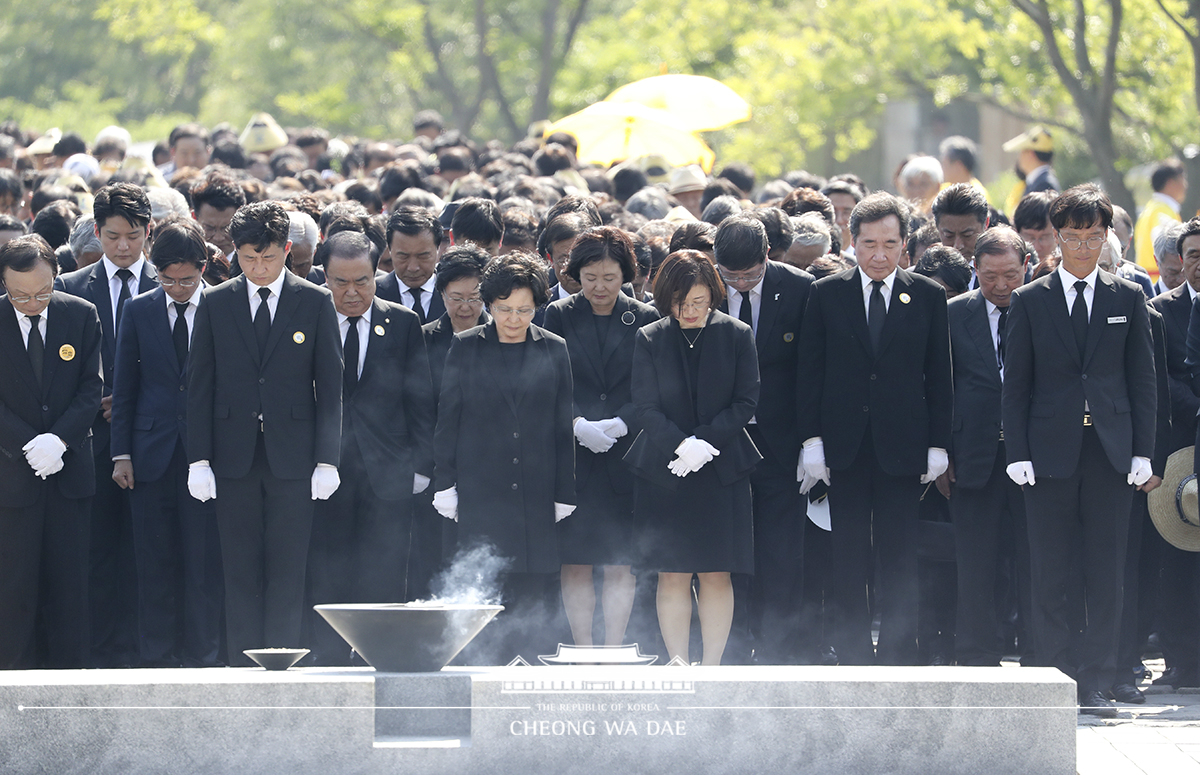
739, 291, 754, 329
1071, 280, 1089, 356
996, 306, 1008, 370
410, 286, 426, 324
27, 314, 43, 385
254, 287, 272, 357
868, 280, 886, 352
115, 268, 134, 332
343, 316, 361, 397
173, 302, 190, 368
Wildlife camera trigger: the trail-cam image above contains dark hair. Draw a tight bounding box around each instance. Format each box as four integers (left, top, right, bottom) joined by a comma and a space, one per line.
0, 213, 26, 233
321, 200, 368, 235
670, 221, 717, 254
540, 194, 602, 232
652, 250, 725, 318
745, 208, 793, 258
701, 195, 742, 225
784, 170, 827, 190
150, 217, 208, 271
168, 123, 210, 149
544, 132, 578, 156
566, 226, 637, 284
92, 182, 151, 229
379, 161, 423, 203
938, 136, 978, 174
974, 226, 1030, 267
906, 222, 940, 261
611, 167, 649, 202
386, 205, 445, 248
93, 136, 127, 161
1048, 183, 1112, 231
52, 132, 87, 159
438, 147, 475, 175
435, 245, 491, 294
451, 197, 503, 249
1176, 217, 1200, 257
1012, 190, 1058, 232
849, 192, 911, 242
344, 180, 383, 213
932, 183, 989, 227
714, 214, 769, 271
323, 230, 377, 272
229, 201, 290, 251
806, 254, 847, 279
701, 178, 743, 212
1152, 158, 1186, 193
532, 144, 574, 177
0, 234, 58, 279
31, 201, 78, 250
413, 109, 444, 133
500, 209, 538, 252
820, 180, 865, 203
190, 172, 247, 213
0, 168, 24, 203
781, 187, 835, 224
295, 128, 329, 150
717, 162, 756, 195
538, 212, 590, 260
30, 185, 73, 217
913, 244, 971, 294
480, 251, 549, 307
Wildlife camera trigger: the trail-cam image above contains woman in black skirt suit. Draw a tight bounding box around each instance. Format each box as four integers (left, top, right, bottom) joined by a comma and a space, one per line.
624, 250, 761, 665
542, 227, 659, 648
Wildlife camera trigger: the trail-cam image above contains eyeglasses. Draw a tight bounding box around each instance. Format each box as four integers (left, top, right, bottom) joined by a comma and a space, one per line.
675, 299, 711, 314
8, 292, 52, 304
492, 304, 536, 318
446, 295, 483, 308
718, 262, 766, 285
200, 223, 230, 238
1056, 232, 1107, 251
158, 278, 200, 288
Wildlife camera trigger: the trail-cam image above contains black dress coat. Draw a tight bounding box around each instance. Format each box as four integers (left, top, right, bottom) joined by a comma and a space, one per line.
433, 321, 575, 573
377, 272, 445, 324
1150, 282, 1198, 453
422, 310, 491, 399
946, 289, 1005, 490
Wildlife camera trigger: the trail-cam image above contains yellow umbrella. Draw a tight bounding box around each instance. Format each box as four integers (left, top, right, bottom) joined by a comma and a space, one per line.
545, 102, 715, 172
605, 74, 751, 132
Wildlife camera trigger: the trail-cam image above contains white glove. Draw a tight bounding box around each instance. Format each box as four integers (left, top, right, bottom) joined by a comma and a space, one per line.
675, 436, 718, 471
188, 462, 217, 502
1006, 461, 1036, 486
574, 418, 616, 454
595, 417, 628, 439
1128, 456, 1153, 487
311, 464, 340, 500
433, 487, 459, 522
801, 438, 831, 488
34, 456, 65, 479
920, 447, 949, 484
413, 473, 431, 494
555, 502, 576, 522
23, 433, 67, 472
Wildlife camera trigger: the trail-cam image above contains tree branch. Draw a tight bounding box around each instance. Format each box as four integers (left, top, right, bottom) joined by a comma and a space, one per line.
475, 0, 522, 140
1071, 0, 1095, 87
1153, 0, 1197, 43
959, 91, 1082, 135
1099, 0, 1122, 116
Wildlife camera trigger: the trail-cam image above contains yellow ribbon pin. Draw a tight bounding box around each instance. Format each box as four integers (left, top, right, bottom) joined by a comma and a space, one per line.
293, 331, 305, 344
374, 325, 385, 336
59, 344, 76, 361
899, 293, 911, 304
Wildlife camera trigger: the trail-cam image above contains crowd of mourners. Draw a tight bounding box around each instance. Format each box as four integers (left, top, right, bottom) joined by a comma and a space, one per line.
2, 111, 1199, 718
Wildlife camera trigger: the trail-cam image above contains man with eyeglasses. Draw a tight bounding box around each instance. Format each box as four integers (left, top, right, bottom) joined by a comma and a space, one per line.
0, 234, 102, 668
1002, 184, 1157, 717
712, 214, 814, 665
189, 171, 246, 261
108, 219, 222, 667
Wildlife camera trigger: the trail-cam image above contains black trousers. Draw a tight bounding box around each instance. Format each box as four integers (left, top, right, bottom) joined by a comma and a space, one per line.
1116, 491, 1151, 680
89, 439, 139, 666
1023, 426, 1131, 695
216, 434, 314, 666
308, 438, 412, 664
951, 442, 1032, 666
129, 440, 223, 666
1158, 544, 1198, 675
0, 486, 90, 669
827, 430, 921, 665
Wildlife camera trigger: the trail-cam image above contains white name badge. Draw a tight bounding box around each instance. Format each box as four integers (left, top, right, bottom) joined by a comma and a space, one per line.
1107, 316, 1127, 324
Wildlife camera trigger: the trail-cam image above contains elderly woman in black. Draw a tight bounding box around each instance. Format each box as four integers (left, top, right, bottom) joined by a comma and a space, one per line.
432, 252, 575, 661
624, 250, 761, 665
542, 226, 659, 649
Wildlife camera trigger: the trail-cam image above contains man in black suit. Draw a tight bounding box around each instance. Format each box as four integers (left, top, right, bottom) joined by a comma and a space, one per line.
55, 182, 158, 666
187, 201, 343, 664
307, 232, 435, 664
796, 193, 953, 666
376, 206, 445, 325
1003, 184, 1157, 716
110, 219, 222, 667
942, 226, 1032, 666
714, 214, 814, 664
0, 235, 102, 668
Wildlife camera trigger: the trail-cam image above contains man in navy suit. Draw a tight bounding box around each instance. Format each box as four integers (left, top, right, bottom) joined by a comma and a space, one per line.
376, 206, 446, 325
110, 219, 222, 667
714, 214, 814, 664
55, 182, 158, 666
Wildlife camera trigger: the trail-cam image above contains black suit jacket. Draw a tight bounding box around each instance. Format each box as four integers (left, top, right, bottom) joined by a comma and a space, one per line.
1002, 269, 1156, 477
1151, 283, 1198, 453
718, 260, 813, 465
542, 292, 660, 495
1148, 305, 1173, 476
421, 311, 490, 398
795, 267, 953, 475
946, 290, 1004, 490
1026, 166, 1060, 194
110, 287, 193, 482
343, 297, 435, 499
624, 311, 762, 490
187, 272, 343, 480
376, 273, 445, 323
54, 260, 158, 450
0, 294, 103, 505
433, 322, 575, 573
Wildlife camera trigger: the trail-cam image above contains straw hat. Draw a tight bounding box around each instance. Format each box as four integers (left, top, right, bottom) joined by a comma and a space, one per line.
1002, 125, 1054, 154
1148, 447, 1200, 552
239, 113, 288, 154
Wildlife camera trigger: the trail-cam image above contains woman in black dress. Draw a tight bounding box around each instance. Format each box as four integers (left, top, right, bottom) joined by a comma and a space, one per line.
624, 250, 761, 665
542, 226, 659, 648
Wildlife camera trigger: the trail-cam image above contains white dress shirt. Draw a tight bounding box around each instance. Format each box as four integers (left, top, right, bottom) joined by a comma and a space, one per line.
101, 255, 146, 329
247, 272, 287, 322
165, 283, 204, 346
403, 275, 437, 319
1151, 191, 1182, 216
859, 267, 896, 318
337, 306, 372, 379
1058, 264, 1099, 318
986, 299, 1005, 380
1025, 165, 1051, 186
15, 302, 48, 347
726, 275, 765, 336
1188, 282, 1199, 302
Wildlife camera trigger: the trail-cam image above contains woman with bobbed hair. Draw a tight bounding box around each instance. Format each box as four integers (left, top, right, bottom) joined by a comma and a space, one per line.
624, 250, 761, 665
432, 251, 576, 661
542, 226, 659, 649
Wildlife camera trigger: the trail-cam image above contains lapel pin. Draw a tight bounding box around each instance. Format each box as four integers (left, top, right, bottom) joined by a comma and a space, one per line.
899, 293, 911, 304
783, 332, 794, 342
59, 344, 76, 361
774, 293, 780, 301
374, 324, 386, 336
621, 311, 636, 325
293, 331, 305, 344
385, 317, 390, 323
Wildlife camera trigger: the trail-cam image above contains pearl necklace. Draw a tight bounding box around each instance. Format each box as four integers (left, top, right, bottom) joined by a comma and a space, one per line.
681, 326, 704, 349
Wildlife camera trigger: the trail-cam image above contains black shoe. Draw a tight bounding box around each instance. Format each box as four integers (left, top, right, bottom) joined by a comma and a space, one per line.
1153, 667, 1200, 689
1079, 690, 1118, 718
1110, 683, 1146, 704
